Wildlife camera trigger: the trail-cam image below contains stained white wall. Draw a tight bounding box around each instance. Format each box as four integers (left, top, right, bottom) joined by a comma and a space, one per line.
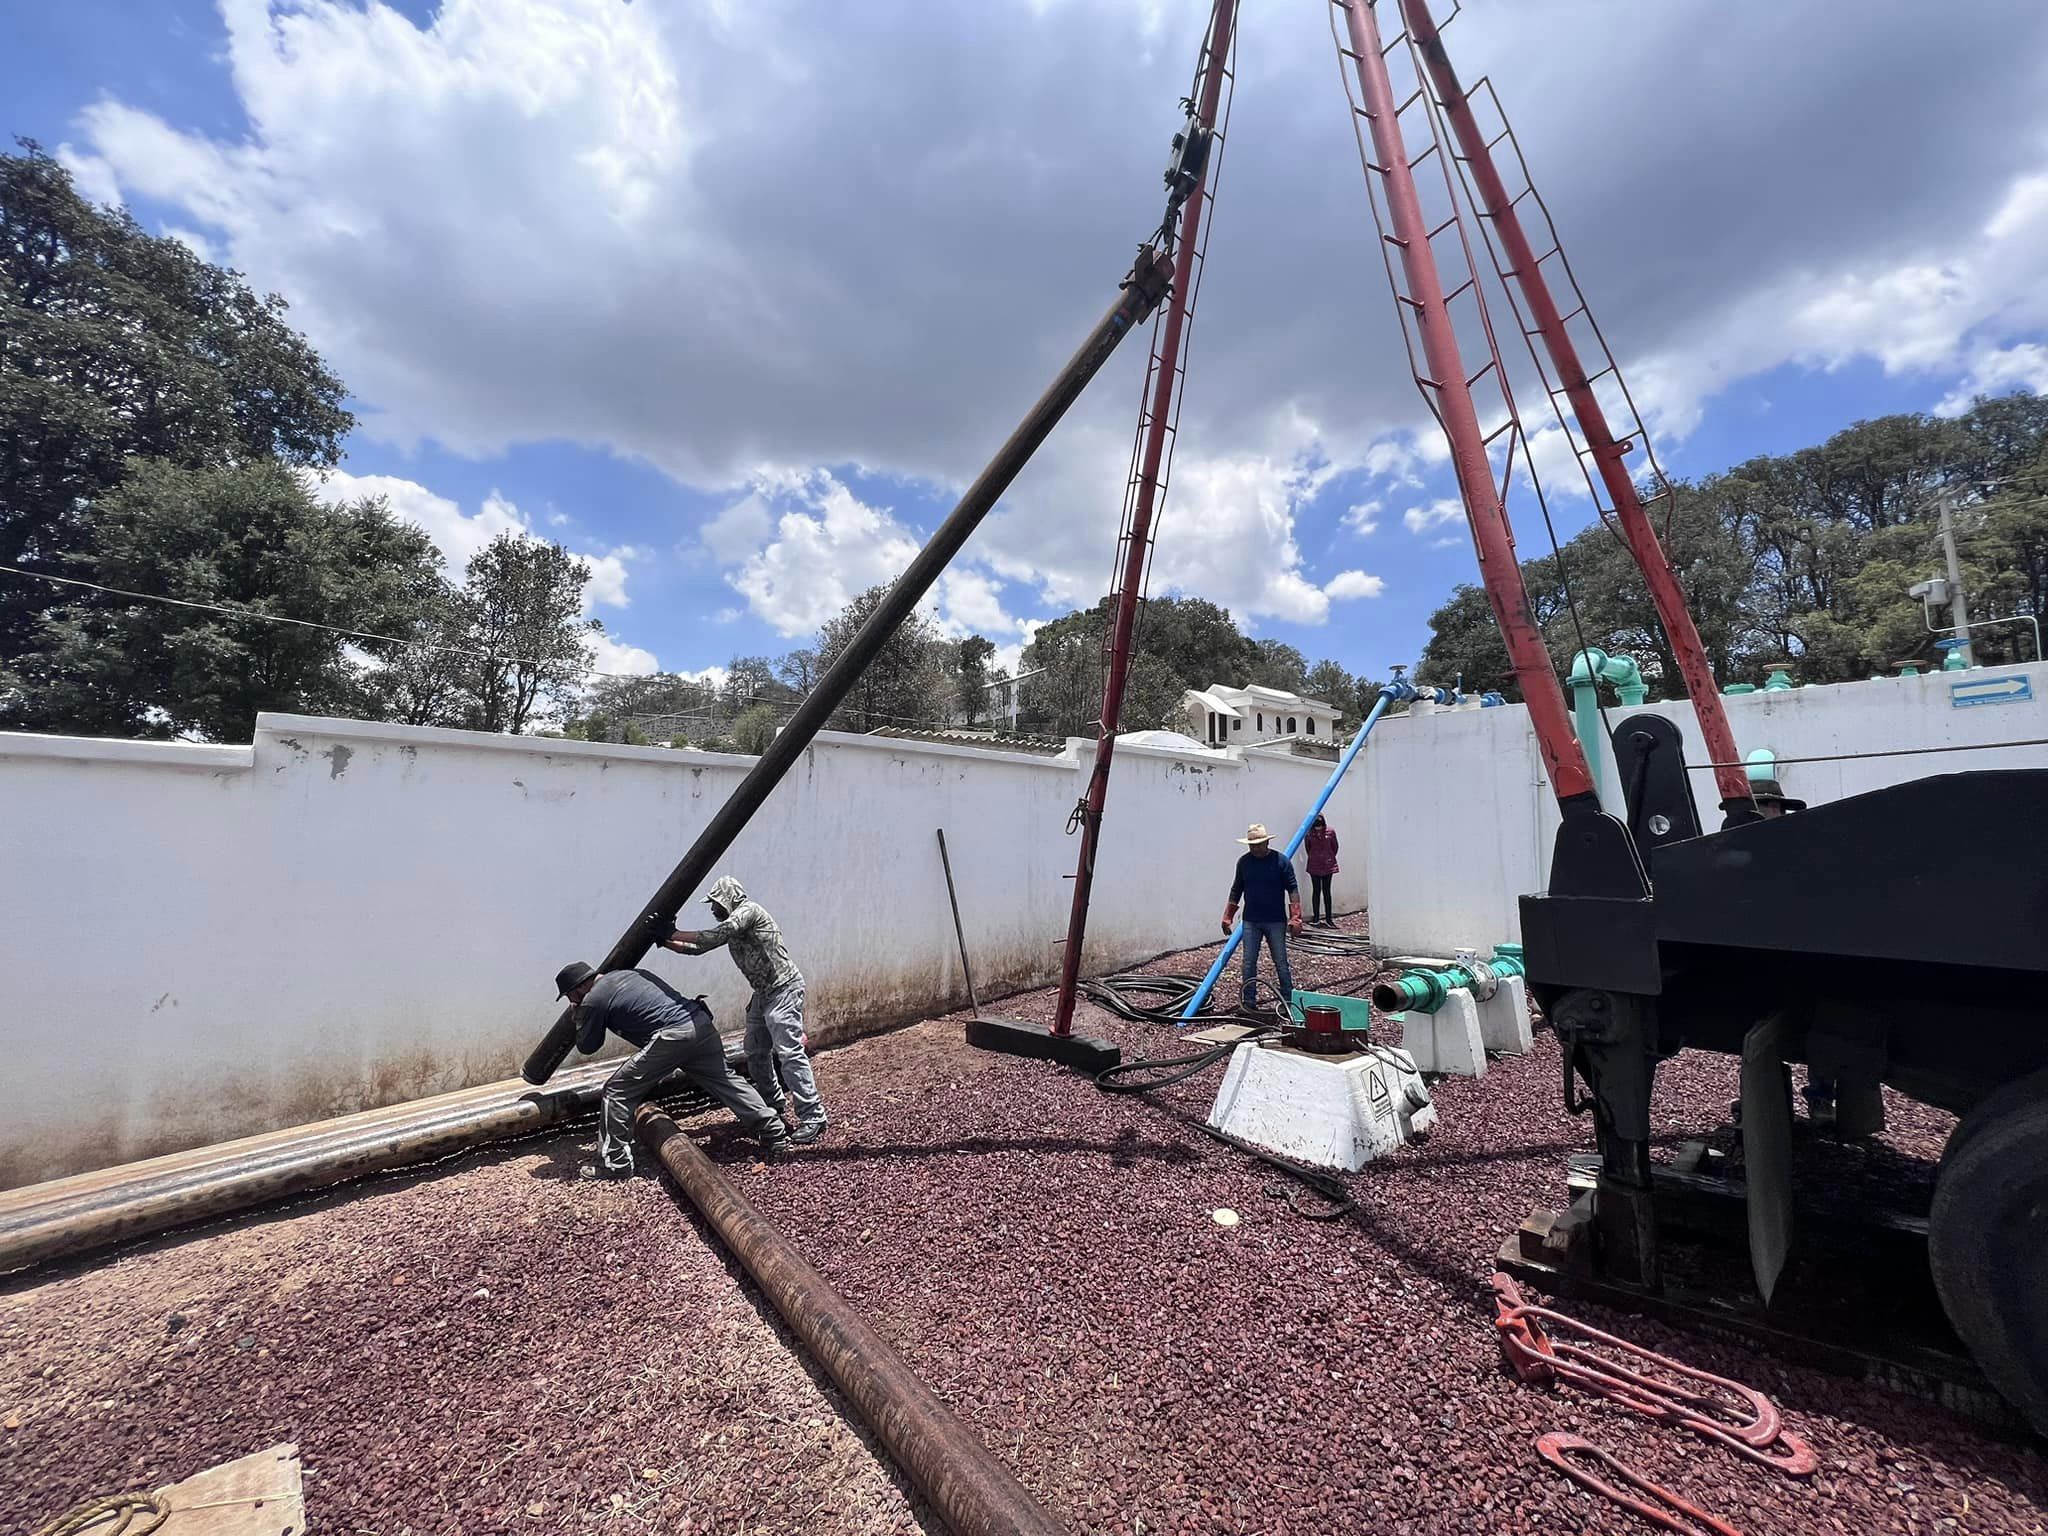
1359, 661, 2048, 957
0, 714, 1367, 1188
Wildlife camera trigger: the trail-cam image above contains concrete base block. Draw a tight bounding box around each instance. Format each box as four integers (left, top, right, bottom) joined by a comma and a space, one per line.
1477, 974, 1533, 1056
1399, 990, 1486, 1077
1208, 1041, 1436, 1172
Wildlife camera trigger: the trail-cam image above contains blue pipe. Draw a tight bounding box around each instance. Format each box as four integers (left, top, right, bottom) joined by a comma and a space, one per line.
1178, 685, 1401, 1023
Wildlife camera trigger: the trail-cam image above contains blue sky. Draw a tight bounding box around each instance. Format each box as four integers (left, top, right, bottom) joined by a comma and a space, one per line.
11, 0, 2048, 695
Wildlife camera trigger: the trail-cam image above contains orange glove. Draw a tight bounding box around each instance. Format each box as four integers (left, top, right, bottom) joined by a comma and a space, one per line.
1288, 901, 1304, 936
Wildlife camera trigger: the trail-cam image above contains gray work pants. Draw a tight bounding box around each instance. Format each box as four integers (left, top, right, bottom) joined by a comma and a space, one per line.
599, 1001, 783, 1174
744, 975, 826, 1128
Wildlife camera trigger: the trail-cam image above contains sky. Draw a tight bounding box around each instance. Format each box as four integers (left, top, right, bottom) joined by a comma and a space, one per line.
9, 0, 2048, 694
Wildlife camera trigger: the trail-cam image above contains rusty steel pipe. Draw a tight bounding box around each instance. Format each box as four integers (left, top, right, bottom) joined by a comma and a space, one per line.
635, 1107, 1067, 1536
523, 249, 1177, 1086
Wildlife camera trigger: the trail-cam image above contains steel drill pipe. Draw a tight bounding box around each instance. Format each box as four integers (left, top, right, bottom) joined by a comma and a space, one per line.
635, 1107, 1068, 1536
524, 250, 1177, 1086
0, 1071, 635, 1275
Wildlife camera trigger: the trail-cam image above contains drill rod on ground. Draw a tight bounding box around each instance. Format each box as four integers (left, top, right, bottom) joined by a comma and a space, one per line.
636, 1108, 1066, 1536
524, 248, 1177, 1084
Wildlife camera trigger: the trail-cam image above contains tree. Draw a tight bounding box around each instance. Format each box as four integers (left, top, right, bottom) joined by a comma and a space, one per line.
1248, 638, 1308, 694
723, 655, 787, 716
363, 586, 471, 727
1119, 651, 1189, 733
0, 460, 442, 740
455, 533, 599, 733
1412, 394, 2048, 695
1018, 623, 1100, 737
732, 703, 780, 754
1303, 659, 1354, 711
775, 647, 822, 695
813, 584, 948, 732
955, 634, 996, 725
1, 144, 353, 661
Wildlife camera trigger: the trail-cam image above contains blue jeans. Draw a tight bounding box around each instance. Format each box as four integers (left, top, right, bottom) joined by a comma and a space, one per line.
1240, 920, 1296, 1009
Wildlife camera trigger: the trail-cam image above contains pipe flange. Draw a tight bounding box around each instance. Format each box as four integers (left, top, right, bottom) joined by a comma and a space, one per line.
1467, 959, 1499, 1002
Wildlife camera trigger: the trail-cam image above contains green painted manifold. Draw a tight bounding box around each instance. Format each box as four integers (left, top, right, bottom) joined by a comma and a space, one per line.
1372, 944, 1526, 1016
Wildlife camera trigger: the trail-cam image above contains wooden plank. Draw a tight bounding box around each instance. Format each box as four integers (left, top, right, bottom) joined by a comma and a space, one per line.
156, 1443, 304, 1536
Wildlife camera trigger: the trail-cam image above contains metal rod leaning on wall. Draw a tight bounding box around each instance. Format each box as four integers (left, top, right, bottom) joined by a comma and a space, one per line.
522, 248, 1178, 1086
934, 828, 983, 1018
1179, 688, 1396, 1022
635, 1107, 1067, 1536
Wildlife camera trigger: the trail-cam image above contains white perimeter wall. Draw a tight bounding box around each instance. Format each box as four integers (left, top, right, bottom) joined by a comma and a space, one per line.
1359, 661, 2048, 957
0, 715, 1368, 1188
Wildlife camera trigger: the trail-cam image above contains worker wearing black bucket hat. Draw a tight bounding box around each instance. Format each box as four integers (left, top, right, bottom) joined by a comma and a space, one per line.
554, 961, 788, 1177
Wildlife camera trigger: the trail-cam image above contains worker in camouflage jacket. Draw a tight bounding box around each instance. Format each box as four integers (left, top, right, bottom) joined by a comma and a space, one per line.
660, 876, 830, 1144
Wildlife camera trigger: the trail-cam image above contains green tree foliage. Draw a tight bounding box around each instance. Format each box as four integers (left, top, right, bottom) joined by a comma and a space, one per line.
1, 143, 353, 660
954, 634, 995, 725
1416, 397, 2048, 696
1016, 593, 1365, 738
813, 583, 949, 732
452, 533, 599, 734
0, 460, 441, 740
1303, 658, 1355, 712
732, 703, 779, 754
1248, 638, 1308, 694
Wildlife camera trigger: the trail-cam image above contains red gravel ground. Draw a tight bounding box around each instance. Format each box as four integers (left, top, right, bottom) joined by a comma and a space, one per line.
4, 916, 2044, 1534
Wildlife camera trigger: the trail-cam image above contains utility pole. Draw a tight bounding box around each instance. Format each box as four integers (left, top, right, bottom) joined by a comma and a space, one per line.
1939, 489, 1974, 668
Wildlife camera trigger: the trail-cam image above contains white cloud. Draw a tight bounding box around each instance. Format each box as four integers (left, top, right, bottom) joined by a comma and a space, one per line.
1937, 343, 2048, 417
1324, 570, 1386, 601
55, 145, 123, 208
936, 568, 1020, 638
308, 469, 638, 613
700, 494, 774, 565
1342, 500, 1381, 536
724, 470, 923, 637
587, 630, 660, 677
577, 550, 634, 609
1403, 497, 1464, 535
74, 0, 2048, 655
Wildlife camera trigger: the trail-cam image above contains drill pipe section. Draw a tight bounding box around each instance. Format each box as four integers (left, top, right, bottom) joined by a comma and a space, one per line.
524, 251, 1176, 1087
0, 1064, 671, 1276
635, 1107, 1066, 1536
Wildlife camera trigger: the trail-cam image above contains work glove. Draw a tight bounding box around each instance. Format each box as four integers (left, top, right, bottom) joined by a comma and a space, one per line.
1221, 903, 1238, 935
640, 909, 678, 948
1288, 905, 1304, 937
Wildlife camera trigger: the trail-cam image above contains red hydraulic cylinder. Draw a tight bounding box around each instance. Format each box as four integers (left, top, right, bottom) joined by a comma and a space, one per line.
1397, 0, 1752, 814
1052, 0, 1239, 1037
1337, 0, 1597, 808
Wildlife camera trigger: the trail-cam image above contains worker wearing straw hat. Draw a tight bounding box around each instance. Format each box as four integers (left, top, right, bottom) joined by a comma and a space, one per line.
1221, 822, 1304, 1016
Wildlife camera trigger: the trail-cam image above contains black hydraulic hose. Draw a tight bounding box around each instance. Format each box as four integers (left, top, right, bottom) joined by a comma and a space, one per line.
1095, 1028, 1279, 1094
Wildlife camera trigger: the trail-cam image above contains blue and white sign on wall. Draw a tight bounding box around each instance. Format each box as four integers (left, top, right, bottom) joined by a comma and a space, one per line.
1950, 674, 2033, 708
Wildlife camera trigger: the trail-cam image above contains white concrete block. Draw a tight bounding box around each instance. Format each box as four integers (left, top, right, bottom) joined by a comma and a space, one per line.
1477, 973, 1533, 1055
1397, 990, 1486, 1077
1208, 1041, 1436, 1172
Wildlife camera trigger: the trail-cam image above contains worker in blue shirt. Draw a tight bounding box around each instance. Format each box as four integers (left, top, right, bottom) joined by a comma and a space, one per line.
1221, 822, 1304, 1015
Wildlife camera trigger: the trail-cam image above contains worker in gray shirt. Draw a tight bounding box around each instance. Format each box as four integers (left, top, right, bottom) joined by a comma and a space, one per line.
556, 960, 788, 1177
658, 875, 829, 1144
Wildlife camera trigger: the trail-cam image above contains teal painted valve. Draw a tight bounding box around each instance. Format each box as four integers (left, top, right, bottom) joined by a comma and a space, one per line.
1372, 944, 1526, 1016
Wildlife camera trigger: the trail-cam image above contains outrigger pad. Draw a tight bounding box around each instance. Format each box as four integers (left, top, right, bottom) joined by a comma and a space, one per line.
966, 1015, 1122, 1073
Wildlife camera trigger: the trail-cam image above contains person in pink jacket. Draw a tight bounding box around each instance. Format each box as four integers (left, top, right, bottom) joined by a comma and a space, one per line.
1304, 814, 1340, 926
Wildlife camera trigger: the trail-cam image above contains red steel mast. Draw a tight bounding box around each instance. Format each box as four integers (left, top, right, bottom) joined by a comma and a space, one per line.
1051, 0, 1240, 1037
1396, 0, 1752, 814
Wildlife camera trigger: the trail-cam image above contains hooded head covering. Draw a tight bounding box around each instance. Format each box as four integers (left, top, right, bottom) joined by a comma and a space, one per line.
706, 875, 748, 912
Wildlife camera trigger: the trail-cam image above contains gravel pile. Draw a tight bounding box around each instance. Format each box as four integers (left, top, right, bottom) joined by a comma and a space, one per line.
4, 914, 2042, 1534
